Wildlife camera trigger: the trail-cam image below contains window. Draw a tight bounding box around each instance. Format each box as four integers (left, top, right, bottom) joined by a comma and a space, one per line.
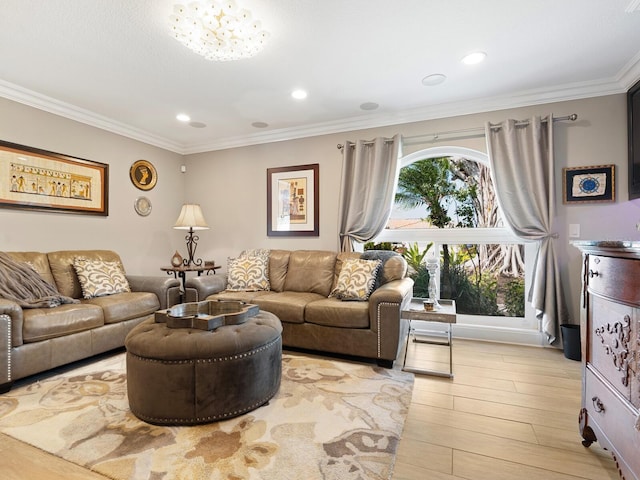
372, 147, 540, 344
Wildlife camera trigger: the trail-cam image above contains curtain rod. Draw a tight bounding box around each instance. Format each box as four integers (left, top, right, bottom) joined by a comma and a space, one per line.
336, 113, 578, 150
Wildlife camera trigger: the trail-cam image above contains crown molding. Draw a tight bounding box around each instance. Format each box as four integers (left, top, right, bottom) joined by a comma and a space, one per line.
617, 50, 640, 88
186, 77, 629, 154
2, 64, 639, 156
0, 79, 185, 153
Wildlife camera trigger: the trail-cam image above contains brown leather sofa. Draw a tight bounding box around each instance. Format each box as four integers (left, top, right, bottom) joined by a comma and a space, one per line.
0, 250, 180, 392
185, 249, 414, 367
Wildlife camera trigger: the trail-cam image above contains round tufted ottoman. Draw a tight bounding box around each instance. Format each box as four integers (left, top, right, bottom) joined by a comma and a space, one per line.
125, 310, 282, 425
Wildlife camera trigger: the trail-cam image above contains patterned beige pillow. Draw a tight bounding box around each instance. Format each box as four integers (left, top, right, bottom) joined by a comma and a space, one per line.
329, 258, 382, 301
226, 253, 270, 291
73, 258, 131, 299
240, 248, 271, 258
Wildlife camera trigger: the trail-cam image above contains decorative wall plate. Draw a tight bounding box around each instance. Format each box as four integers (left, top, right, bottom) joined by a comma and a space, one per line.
134, 196, 152, 216
130, 159, 157, 191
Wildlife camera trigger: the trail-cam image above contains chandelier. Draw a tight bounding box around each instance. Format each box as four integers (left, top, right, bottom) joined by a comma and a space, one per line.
169, 1, 269, 61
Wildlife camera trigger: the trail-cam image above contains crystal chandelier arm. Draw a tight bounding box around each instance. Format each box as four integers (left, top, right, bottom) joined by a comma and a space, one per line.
168, 0, 269, 61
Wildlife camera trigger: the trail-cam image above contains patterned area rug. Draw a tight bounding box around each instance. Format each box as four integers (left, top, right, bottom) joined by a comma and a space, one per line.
0, 352, 413, 480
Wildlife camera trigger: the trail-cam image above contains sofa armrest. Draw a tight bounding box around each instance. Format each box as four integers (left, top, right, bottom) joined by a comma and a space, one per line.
368, 277, 414, 361
0, 299, 20, 392
184, 275, 227, 303
127, 275, 181, 309
0, 298, 23, 347
369, 277, 414, 308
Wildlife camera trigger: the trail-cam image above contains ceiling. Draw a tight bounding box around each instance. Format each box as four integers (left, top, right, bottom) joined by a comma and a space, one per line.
1, 0, 640, 155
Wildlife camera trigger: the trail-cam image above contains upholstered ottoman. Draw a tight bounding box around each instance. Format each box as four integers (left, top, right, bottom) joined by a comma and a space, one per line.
125, 310, 282, 425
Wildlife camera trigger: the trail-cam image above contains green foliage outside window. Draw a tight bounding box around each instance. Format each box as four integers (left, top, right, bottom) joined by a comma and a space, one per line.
411, 264, 430, 299
443, 263, 501, 316
363, 241, 403, 252
391, 156, 525, 318
400, 242, 433, 275
504, 278, 525, 317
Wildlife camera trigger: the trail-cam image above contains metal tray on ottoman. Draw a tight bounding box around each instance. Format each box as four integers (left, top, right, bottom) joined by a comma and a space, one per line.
154, 299, 259, 330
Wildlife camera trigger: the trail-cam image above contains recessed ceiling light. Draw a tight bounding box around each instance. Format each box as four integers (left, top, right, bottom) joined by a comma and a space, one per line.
422, 74, 447, 86
291, 89, 308, 100
176, 113, 191, 122
461, 51, 487, 65
252, 121, 269, 128
360, 102, 379, 111
189, 121, 206, 128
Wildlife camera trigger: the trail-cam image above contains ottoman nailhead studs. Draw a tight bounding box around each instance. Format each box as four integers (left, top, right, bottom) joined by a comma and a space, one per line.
129, 336, 280, 365
126, 312, 282, 425
135, 383, 279, 425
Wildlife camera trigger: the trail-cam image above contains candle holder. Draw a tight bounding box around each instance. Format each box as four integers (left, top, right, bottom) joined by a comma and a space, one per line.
425, 255, 441, 310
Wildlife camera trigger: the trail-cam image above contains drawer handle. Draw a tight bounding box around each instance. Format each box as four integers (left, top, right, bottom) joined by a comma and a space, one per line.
588, 270, 599, 278
592, 396, 605, 413
636, 414, 640, 432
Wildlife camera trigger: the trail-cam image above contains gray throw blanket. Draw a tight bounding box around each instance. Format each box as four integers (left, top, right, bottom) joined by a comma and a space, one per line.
0, 252, 79, 308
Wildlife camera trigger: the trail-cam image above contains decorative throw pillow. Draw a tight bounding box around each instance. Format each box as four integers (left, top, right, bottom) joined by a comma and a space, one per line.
226, 253, 270, 291
240, 248, 271, 258
73, 258, 131, 299
329, 258, 382, 301
361, 250, 401, 289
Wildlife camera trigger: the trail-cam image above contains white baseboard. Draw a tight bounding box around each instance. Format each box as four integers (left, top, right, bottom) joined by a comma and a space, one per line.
412, 323, 551, 348
453, 323, 548, 347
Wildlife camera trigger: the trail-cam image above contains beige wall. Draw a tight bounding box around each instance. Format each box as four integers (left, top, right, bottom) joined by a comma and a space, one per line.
1, 93, 636, 323
0, 97, 185, 274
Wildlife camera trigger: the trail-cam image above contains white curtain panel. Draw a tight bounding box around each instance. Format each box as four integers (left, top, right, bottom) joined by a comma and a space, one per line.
485, 116, 568, 344
338, 134, 402, 252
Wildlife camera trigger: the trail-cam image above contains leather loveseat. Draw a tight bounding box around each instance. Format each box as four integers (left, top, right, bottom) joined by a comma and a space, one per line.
0, 250, 180, 392
185, 249, 414, 367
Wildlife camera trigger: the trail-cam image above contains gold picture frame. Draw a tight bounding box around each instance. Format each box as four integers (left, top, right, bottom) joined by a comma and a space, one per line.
130, 159, 157, 191
0, 139, 108, 216
267, 163, 319, 236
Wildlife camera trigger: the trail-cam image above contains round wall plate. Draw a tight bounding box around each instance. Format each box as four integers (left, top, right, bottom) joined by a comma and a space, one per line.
130, 159, 157, 191
134, 196, 152, 216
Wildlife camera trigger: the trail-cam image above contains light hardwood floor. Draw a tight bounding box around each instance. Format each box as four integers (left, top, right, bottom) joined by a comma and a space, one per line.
0, 340, 620, 480
393, 338, 619, 480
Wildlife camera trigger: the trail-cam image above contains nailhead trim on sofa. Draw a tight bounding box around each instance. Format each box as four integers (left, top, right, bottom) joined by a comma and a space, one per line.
0, 314, 12, 392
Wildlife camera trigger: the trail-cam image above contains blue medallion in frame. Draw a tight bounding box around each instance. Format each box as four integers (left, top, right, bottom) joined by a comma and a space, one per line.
563, 164, 615, 204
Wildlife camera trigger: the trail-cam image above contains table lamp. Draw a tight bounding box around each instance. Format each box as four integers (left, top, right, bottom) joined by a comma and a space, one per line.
173, 203, 209, 267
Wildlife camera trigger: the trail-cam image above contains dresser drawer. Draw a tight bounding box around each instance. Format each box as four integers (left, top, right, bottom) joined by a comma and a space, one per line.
588, 295, 633, 400
588, 255, 640, 305
585, 367, 640, 477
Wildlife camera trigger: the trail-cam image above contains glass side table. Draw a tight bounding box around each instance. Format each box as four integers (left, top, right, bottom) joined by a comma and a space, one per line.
401, 298, 456, 378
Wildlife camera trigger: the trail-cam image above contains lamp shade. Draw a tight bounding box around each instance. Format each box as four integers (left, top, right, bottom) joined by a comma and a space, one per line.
173, 204, 209, 230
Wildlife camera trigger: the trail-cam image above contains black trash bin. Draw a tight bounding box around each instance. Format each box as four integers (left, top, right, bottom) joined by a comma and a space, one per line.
561, 324, 581, 361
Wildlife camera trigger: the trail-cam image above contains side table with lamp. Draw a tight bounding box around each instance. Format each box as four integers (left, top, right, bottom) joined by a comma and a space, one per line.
163, 203, 218, 299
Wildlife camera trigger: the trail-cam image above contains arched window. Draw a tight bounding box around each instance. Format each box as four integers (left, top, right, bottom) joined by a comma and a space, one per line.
373, 147, 541, 345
